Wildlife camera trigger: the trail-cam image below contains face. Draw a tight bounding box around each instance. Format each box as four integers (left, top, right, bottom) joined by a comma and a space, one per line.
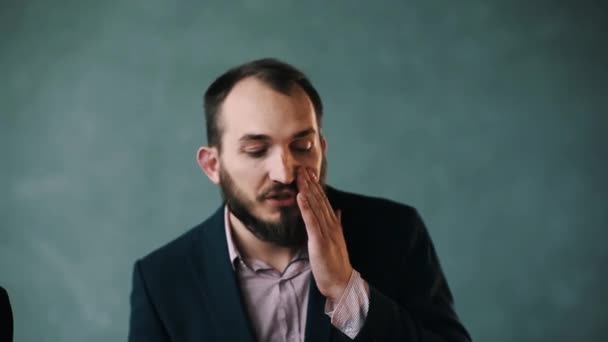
203, 77, 327, 248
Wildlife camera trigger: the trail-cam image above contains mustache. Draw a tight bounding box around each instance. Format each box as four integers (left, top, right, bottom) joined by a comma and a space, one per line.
259, 183, 298, 200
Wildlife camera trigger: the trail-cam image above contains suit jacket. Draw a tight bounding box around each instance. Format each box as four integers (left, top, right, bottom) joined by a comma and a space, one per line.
129, 185, 471, 341
1, 286, 14, 342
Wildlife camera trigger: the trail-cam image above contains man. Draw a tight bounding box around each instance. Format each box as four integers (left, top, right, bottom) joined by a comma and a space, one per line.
129, 58, 471, 341
1, 286, 14, 342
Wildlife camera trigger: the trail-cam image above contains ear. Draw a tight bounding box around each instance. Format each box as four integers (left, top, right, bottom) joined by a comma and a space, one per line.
196, 146, 221, 184
320, 134, 327, 154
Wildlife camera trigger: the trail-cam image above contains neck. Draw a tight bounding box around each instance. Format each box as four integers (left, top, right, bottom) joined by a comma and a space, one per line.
228, 211, 298, 272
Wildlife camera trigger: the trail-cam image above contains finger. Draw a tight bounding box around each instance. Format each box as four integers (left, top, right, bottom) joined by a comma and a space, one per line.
297, 169, 324, 237
299, 168, 325, 221
296, 191, 322, 239
307, 168, 340, 238
300, 168, 332, 231
305, 168, 337, 225
309, 167, 335, 221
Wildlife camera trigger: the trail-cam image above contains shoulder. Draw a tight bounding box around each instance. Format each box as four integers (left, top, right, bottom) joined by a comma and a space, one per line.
326, 185, 428, 256
0, 286, 7, 301
134, 205, 223, 272
326, 185, 420, 222
0, 286, 11, 319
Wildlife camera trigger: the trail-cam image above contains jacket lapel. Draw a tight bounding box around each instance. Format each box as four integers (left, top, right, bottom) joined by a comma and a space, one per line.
304, 277, 333, 342
188, 205, 256, 342
186, 186, 344, 342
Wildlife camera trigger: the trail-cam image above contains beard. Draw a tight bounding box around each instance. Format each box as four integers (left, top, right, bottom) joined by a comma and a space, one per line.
218, 155, 327, 248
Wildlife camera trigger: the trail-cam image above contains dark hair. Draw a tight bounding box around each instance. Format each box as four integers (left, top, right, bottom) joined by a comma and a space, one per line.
203, 58, 323, 151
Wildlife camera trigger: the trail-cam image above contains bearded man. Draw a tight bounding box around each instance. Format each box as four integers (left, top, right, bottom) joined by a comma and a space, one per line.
128, 58, 471, 342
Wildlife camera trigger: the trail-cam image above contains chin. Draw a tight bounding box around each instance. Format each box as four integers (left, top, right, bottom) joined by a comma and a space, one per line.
254, 204, 281, 218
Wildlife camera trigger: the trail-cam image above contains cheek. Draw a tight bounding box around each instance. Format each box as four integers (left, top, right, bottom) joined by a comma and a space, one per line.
306, 148, 324, 170
223, 153, 261, 175
229, 162, 266, 194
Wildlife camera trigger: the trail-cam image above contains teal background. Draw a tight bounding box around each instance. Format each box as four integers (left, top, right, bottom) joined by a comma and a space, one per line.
1, 1, 607, 341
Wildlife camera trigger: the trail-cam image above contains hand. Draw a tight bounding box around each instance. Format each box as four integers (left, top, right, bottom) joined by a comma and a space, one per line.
296, 167, 353, 303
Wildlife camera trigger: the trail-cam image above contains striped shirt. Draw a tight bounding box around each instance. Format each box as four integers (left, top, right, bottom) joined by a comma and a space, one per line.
223, 205, 369, 341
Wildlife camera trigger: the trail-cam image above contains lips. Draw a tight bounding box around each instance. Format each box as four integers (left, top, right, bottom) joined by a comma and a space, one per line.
265, 191, 297, 206
266, 190, 296, 200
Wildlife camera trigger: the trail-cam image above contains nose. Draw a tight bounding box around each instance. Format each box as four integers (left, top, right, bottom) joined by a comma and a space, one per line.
268, 149, 298, 184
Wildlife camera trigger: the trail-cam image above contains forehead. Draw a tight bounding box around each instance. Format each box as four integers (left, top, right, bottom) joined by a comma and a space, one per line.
220, 77, 318, 143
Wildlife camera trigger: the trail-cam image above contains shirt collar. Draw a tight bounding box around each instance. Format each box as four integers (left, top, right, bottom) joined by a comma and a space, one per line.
224, 205, 240, 270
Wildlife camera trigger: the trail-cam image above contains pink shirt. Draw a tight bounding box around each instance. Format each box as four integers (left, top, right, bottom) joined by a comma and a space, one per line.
223, 206, 369, 341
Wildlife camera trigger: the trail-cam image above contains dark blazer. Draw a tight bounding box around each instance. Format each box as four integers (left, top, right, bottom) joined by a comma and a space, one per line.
1, 286, 14, 342
129, 185, 471, 341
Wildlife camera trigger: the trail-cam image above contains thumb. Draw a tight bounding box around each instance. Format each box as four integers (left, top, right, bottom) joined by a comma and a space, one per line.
335, 209, 342, 222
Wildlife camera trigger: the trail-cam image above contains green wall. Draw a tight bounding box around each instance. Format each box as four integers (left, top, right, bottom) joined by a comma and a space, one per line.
1, 1, 606, 341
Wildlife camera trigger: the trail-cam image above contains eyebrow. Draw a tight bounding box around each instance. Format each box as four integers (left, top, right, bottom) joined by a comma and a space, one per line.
238, 127, 316, 143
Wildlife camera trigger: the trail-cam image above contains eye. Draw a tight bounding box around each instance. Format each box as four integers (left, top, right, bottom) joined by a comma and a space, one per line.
245, 149, 267, 158
292, 140, 313, 153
